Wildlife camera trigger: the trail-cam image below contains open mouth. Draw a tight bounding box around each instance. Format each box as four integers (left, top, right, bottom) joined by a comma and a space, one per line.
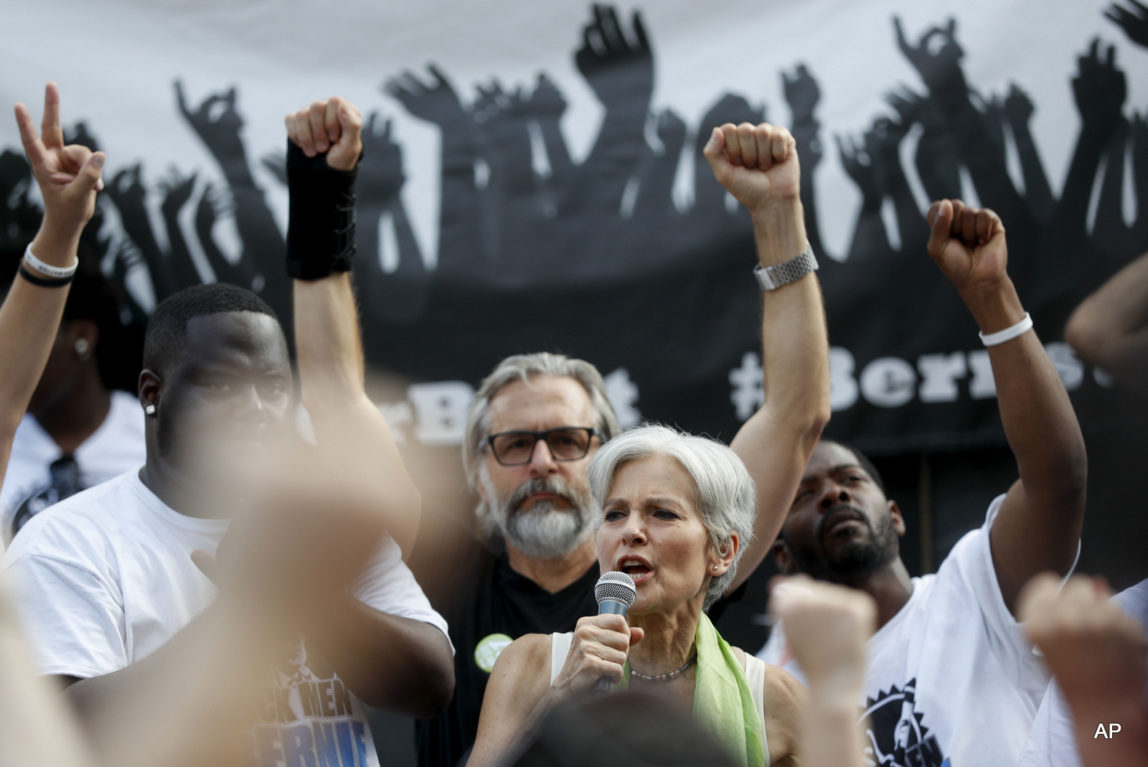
617, 558, 653, 583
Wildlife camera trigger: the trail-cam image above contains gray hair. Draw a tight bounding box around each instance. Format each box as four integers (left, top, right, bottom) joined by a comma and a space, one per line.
587, 425, 755, 610
464, 353, 621, 532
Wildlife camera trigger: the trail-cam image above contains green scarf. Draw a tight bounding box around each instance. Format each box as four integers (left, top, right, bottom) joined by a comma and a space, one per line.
617, 612, 765, 767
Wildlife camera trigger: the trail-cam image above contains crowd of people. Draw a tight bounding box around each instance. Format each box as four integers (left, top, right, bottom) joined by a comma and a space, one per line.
1, 4, 1147, 767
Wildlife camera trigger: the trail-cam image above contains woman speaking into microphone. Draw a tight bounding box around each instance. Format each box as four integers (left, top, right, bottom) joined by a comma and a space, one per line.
467, 425, 805, 767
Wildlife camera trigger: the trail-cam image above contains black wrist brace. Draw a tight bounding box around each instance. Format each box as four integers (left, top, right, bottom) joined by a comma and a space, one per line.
285, 140, 359, 281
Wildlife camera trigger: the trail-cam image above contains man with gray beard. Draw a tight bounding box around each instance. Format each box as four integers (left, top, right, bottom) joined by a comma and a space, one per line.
415, 353, 619, 767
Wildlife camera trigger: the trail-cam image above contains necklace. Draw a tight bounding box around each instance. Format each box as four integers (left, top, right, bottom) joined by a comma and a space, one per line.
629, 653, 697, 683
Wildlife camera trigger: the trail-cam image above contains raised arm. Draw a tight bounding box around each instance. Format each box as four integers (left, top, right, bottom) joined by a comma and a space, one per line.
926, 200, 1087, 613
1020, 573, 1148, 767
0, 81, 101, 767
1065, 250, 1148, 394
284, 97, 453, 713
0, 83, 104, 480
702, 122, 831, 594
772, 576, 876, 767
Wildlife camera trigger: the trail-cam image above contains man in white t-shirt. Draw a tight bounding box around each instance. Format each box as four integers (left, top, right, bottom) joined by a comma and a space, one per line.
4, 95, 454, 767
768, 199, 1088, 767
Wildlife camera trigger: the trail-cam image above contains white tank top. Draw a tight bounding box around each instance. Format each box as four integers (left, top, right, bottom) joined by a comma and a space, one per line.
549, 631, 770, 767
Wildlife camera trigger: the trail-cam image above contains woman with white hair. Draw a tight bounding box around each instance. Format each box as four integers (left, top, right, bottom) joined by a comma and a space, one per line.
467, 424, 805, 767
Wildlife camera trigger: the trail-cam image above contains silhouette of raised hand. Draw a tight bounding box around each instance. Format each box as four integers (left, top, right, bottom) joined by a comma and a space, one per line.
972, 91, 1008, 162
1002, 84, 1035, 128
1073, 38, 1127, 134
192, 182, 255, 290
106, 164, 171, 298
885, 85, 961, 201
159, 168, 197, 217
1002, 83, 1054, 223
529, 73, 567, 121
893, 16, 968, 99
158, 167, 202, 290
174, 80, 246, 162
358, 113, 405, 204
836, 134, 881, 203
383, 65, 470, 128
636, 108, 686, 215
1104, 0, 1148, 48
530, 73, 573, 182
575, 4, 653, 114
837, 133, 891, 260
109, 240, 148, 322
868, 117, 927, 253
782, 63, 820, 128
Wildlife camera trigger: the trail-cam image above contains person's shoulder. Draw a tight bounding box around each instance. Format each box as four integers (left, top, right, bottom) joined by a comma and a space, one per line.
485, 633, 553, 704
9, 473, 136, 543
3, 473, 138, 570
762, 660, 807, 710
496, 632, 552, 671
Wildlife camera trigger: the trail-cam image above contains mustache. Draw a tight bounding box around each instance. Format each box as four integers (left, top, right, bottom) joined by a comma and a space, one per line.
818, 504, 870, 539
508, 477, 574, 512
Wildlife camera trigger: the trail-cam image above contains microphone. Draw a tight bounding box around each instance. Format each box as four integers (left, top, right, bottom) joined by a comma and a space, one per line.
592, 571, 637, 692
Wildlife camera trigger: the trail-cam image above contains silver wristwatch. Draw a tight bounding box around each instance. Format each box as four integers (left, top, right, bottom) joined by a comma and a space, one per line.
753, 244, 819, 291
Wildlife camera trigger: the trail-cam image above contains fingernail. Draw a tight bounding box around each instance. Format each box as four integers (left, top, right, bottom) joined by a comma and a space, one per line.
92, 154, 105, 168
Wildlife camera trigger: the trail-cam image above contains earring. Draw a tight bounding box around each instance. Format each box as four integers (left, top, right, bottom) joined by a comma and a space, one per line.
74, 338, 90, 358
144, 404, 156, 416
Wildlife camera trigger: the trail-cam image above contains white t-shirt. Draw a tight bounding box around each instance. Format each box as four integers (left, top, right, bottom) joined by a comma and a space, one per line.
779, 495, 1065, 767
0, 390, 146, 542
2, 470, 451, 767
1016, 580, 1148, 767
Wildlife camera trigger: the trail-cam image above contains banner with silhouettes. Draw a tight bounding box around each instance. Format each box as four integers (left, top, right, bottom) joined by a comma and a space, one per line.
1, 0, 1146, 455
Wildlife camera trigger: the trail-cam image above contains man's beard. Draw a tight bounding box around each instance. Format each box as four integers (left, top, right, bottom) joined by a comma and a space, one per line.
479, 471, 598, 560
788, 505, 899, 586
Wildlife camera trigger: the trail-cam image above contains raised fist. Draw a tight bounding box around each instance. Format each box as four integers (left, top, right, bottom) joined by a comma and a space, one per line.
703, 122, 800, 211
1021, 573, 1148, 712
284, 97, 363, 171
926, 199, 1008, 292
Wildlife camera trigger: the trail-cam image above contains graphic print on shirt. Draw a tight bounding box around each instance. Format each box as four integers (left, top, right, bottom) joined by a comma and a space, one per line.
860, 678, 949, 767
10, 455, 82, 538
253, 637, 372, 767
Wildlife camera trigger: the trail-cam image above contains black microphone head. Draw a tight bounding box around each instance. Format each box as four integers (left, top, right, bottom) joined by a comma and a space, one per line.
594, 571, 637, 608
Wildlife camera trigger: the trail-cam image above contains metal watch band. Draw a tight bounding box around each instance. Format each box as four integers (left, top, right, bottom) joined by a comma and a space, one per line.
753, 245, 819, 291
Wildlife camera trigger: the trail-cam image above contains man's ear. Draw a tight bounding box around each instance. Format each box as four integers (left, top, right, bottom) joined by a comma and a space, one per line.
889, 500, 906, 536
139, 369, 162, 413
772, 539, 797, 575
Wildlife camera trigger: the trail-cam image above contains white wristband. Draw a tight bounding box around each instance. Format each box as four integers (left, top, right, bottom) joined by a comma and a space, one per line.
23, 244, 78, 279
978, 312, 1033, 347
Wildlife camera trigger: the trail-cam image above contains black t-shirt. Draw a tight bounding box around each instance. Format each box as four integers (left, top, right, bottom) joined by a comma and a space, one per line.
415, 543, 599, 767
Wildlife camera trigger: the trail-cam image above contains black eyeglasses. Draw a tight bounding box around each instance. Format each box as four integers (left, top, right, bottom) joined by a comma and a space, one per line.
485, 427, 602, 466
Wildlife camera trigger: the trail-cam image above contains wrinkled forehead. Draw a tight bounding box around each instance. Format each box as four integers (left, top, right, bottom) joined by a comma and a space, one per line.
181, 311, 290, 374
487, 375, 596, 432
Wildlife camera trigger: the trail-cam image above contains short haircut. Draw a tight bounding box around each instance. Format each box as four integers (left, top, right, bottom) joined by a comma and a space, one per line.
143, 283, 281, 375
463, 353, 621, 528
820, 439, 887, 496
587, 424, 755, 611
